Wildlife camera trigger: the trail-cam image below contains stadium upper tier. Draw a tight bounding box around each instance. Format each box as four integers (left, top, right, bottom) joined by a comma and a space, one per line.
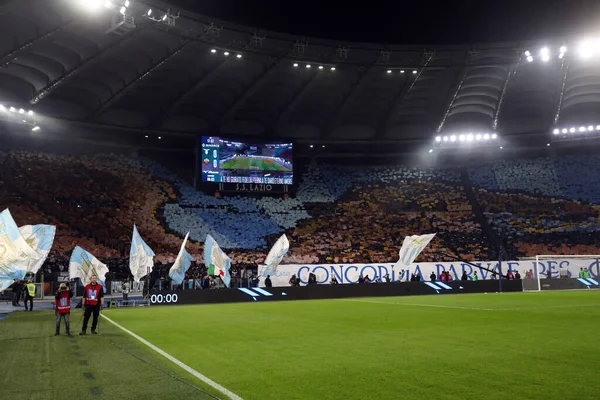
1, 0, 599, 144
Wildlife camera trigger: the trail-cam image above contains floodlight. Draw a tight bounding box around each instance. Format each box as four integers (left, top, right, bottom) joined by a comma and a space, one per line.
32, 126, 40, 131
104, 1, 114, 8
322, 145, 325, 148
162, 14, 167, 21
476, 134, 482, 140
553, 129, 560, 134
578, 39, 595, 59
158, 136, 162, 139
28, 110, 33, 115
579, 126, 586, 132
558, 53, 564, 59
331, 67, 336, 71
18, 108, 24, 114
210, 49, 216, 53
147, 9, 152, 16
491, 133, 498, 139
459, 134, 465, 141
483, 134, 490, 140
236, 54, 242, 59
569, 127, 576, 133
145, 135, 149, 138
443, 136, 449, 142
124, 0, 130, 7
560, 46, 567, 53
412, 70, 417, 74
119, 6, 126, 15
387, 70, 392, 74
596, 125, 600, 131
306, 64, 311, 68
310, 144, 314, 148
435, 136, 441, 142
450, 135, 456, 142
525, 51, 531, 56
547, 143, 550, 146
500, 146, 503, 149
0, 105, 4, 111
428, 149, 433, 153
224, 51, 230, 56
400, 70, 405, 73
588, 125, 594, 131
466, 134, 474, 141
562, 128, 567, 134
318, 66, 323, 69
526, 56, 534, 62
9, 107, 15, 112
293, 63, 298, 67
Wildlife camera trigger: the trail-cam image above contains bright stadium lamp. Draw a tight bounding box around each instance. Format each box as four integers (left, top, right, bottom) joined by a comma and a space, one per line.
412, 70, 417, 74
435, 136, 441, 142
450, 135, 456, 142
9, 107, 15, 112
309, 144, 314, 148
562, 128, 567, 134
525, 50, 531, 56
318, 65, 323, 69
387, 70, 392, 74
540, 47, 550, 62
162, 14, 167, 21
147, 9, 152, 16
32, 126, 40, 131
553, 128, 560, 135
236, 54, 242, 59
429, 149, 433, 153
28, 110, 33, 115
578, 39, 595, 59
331, 67, 336, 71
293, 63, 298, 67
158, 136, 162, 140
547, 143, 550, 146
124, 0, 130, 6
210, 49, 216, 53
483, 133, 490, 140
459, 134, 465, 142
400, 70, 405, 73
560, 46, 567, 53
476, 134, 482, 140
579, 126, 586, 132
491, 133, 498, 139
588, 125, 594, 131
145, 135, 148, 138
596, 125, 600, 131
569, 127, 576, 133
443, 136, 449, 142
104, 0, 114, 8
119, 6, 126, 15
526, 56, 534, 62
0, 105, 5, 111
306, 64, 311, 68
224, 51, 230, 56
18, 108, 24, 114
466, 134, 474, 141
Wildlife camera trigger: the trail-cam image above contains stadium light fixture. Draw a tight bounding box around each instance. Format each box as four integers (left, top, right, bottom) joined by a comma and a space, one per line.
466, 134, 474, 141
31, 126, 40, 131
0, 105, 4, 111
387, 70, 392, 74
547, 143, 550, 146
306, 64, 311, 68
28, 110, 33, 115
450, 135, 456, 142
596, 125, 600, 131
588, 125, 594, 131
578, 39, 596, 59
145, 135, 148, 138
561, 128, 567, 133
526, 56, 534, 62
309, 144, 314, 148
428, 149, 433, 153
322, 145, 326, 148
18, 108, 24, 114
525, 51, 531, 57
104, 1, 114, 8
224, 51, 230, 56
579, 126, 586, 132
124, 0, 129, 6
9, 107, 15, 112
553, 128, 560, 135
158, 136, 162, 140
483, 133, 490, 140
500, 146, 503, 149
476, 134, 482, 140
147, 9, 152, 16
318, 66, 323, 70
491, 133, 497, 139
540, 47, 550, 62
331, 67, 336, 71
459, 134, 465, 142
293, 63, 298, 67
412, 70, 417, 74
210, 49, 216, 53
162, 14, 167, 21
119, 6, 126, 15
570, 127, 576, 133
400, 70, 405, 73
560, 46, 567, 53
442, 136, 449, 142
435, 136, 441, 142
236, 54, 242, 59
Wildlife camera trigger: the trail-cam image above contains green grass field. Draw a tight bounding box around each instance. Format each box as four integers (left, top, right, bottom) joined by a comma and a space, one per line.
220, 157, 292, 171
2, 291, 600, 400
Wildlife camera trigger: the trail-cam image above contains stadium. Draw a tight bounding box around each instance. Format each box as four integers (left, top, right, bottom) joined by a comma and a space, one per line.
1, 1, 600, 399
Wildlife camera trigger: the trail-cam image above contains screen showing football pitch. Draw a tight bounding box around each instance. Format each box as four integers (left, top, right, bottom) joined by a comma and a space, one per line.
201, 136, 293, 185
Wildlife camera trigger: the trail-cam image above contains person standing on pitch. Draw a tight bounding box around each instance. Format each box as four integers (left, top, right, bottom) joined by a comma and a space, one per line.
55, 283, 73, 336
80, 275, 104, 335
24, 280, 36, 311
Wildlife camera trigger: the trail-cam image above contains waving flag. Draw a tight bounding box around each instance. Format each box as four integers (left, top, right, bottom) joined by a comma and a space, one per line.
169, 233, 193, 285
394, 233, 436, 268
69, 246, 109, 290
261, 234, 290, 277
129, 225, 155, 282
204, 234, 231, 287
0, 209, 41, 291
19, 224, 56, 275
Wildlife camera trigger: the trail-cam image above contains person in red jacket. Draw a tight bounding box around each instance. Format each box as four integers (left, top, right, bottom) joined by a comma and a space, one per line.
80, 275, 104, 335
55, 283, 73, 336
507, 270, 515, 280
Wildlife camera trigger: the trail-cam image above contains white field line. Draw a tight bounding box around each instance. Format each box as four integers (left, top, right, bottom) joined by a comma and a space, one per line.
102, 314, 243, 400
340, 298, 599, 311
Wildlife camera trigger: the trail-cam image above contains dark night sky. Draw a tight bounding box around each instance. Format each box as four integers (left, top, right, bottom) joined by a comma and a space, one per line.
166, 0, 600, 45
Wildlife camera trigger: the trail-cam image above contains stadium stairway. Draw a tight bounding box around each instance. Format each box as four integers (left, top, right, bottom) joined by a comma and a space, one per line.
460, 169, 506, 259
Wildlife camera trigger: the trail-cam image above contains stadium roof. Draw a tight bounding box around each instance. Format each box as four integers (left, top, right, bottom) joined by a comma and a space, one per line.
1, 0, 600, 148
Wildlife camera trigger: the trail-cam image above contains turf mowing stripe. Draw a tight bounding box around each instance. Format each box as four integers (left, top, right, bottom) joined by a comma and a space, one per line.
341, 298, 497, 311
101, 314, 244, 400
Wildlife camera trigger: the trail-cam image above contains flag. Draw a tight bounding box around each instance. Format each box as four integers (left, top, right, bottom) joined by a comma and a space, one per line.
0, 209, 41, 291
261, 234, 289, 277
169, 233, 193, 285
204, 234, 231, 287
69, 246, 109, 290
18, 224, 56, 275
394, 233, 436, 268
129, 225, 155, 282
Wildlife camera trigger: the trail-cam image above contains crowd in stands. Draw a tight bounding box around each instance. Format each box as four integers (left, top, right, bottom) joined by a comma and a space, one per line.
2, 148, 600, 283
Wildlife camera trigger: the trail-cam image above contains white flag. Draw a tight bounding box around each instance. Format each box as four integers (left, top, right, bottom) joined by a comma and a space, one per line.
169, 233, 193, 285
129, 225, 155, 282
261, 234, 290, 277
18, 224, 56, 275
69, 246, 109, 290
394, 233, 436, 268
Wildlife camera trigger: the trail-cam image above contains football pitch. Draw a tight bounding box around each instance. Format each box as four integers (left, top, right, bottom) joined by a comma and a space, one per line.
220, 157, 292, 171
1, 291, 599, 400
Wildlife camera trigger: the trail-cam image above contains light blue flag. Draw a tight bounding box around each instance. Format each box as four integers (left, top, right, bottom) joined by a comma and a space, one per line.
204, 234, 231, 287
262, 234, 290, 278
19, 224, 56, 274
69, 246, 109, 291
0, 209, 41, 291
130, 225, 156, 282
169, 233, 193, 285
